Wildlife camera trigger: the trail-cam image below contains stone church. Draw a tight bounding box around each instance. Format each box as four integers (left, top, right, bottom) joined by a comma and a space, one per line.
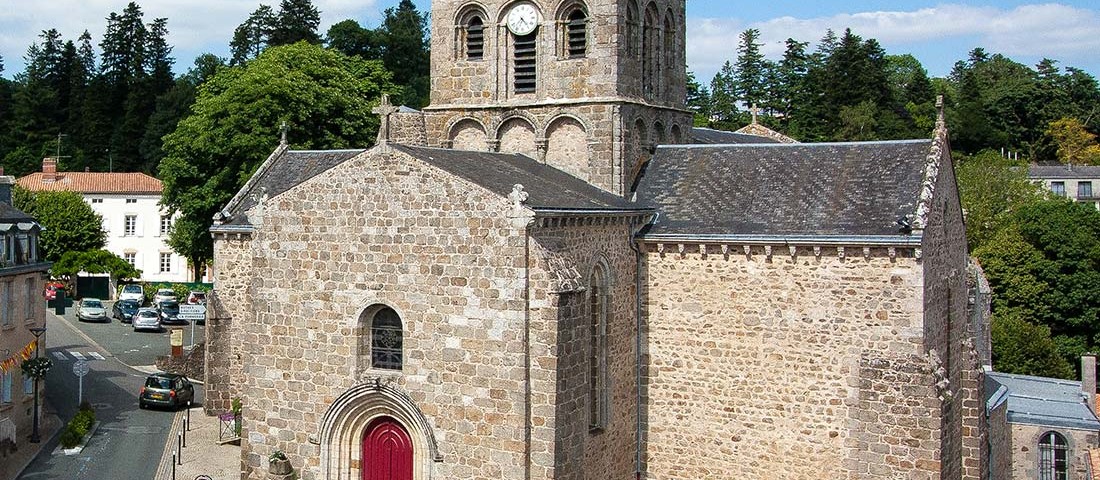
205, 0, 989, 479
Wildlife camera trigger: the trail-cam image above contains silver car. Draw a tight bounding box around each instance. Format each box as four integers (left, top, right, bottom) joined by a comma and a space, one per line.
132, 308, 162, 332
76, 298, 107, 322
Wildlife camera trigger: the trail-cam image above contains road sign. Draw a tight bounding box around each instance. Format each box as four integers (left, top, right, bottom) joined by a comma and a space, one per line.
178, 304, 206, 320
72, 359, 89, 377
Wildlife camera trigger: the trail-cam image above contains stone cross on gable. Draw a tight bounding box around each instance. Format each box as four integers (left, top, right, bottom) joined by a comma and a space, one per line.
750, 104, 760, 125
373, 94, 400, 143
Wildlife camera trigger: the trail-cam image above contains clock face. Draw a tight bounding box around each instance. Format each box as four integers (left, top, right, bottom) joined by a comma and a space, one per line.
507, 3, 539, 36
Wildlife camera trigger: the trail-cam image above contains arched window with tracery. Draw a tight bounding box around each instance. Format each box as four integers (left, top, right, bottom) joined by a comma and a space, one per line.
588, 261, 610, 431
1038, 431, 1068, 480
641, 3, 660, 96
368, 307, 403, 370
625, 2, 639, 58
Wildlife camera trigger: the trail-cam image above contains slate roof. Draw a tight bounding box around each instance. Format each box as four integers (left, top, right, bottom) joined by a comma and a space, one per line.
691, 127, 782, 145
18, 172, 163, 194
223, 149, 366, 225
392, 144, 647, 212
985, 371, 1100, 431
634, 140, 932, 238
1028, 164, 1100, 179
0, 201, 34, 223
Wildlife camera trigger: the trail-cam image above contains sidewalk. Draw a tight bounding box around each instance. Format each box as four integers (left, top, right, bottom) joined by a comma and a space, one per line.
0, 413, 61, 480
154, 405, 242, 480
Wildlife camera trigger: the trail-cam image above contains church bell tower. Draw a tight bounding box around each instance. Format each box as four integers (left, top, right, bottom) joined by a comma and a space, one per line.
421, 0, 692, 197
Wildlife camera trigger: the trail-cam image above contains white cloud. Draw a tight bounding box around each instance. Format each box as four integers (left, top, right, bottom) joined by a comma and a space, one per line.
687, 3, 1100, 81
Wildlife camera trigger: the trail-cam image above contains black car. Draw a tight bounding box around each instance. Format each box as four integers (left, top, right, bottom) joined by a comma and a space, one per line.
112, 299, 141, 323
157, 299, 185, 325
139, 373, 195, 410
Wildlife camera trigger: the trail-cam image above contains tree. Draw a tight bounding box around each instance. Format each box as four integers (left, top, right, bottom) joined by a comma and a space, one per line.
708, 61, 738, 130
1046, 117, 1100, 165
51, 249, 141, 281
733, 28, 769, 109
158, 43, 396, 279
269, 0, 322, 46
991, 313, 1075, 379
375, 0, 430, 108
12, 187, 106, 261
955, 150, 1047, 250
230, 5, 276, 65
685, 71, 710, 127
326, 19, 383, 60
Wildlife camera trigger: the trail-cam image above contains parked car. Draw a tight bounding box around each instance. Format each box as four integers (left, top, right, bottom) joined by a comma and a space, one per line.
138, 373, 195, 410
119, 284, 144, 303
112, 299, 140, 323
132, 308, 162, 332
152, 288, 177, 304
157, 299, 185, 325
186, 291, 207, 305
76, 298, 107, 322
44, 282, 65, 301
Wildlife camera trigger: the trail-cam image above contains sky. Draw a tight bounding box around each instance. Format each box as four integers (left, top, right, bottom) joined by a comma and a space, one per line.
1, 0, 1099, 84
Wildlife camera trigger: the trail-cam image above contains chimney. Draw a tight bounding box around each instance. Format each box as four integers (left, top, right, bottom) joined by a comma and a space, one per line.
0, 175, 13, 206
42, 157, 57, 182
1083, 355, 1096, 415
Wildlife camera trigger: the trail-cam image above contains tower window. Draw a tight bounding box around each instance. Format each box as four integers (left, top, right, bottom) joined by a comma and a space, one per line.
514, 31, 538, 93
1038, 431, 1068, 480
371, 307, 403, 370
566, 9, 587, 58
466, 15, 484, 60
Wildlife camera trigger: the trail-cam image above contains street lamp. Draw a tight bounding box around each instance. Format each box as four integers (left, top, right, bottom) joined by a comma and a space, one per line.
28, 326, 46, 443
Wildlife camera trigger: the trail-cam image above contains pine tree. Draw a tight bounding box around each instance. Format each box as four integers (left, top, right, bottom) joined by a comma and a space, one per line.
733, 29, 769, 111
375, 0, 430, 107
708, 61, 738, 130
230, 5, 276, 65
326, 19, 383, 60
685, 71, 711, 127
270, 0, 322, 46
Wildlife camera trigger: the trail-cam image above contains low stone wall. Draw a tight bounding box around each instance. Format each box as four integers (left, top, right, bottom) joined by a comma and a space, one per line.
156, 342, 205, 382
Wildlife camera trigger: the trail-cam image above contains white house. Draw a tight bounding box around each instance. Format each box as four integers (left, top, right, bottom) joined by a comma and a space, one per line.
17, 158, 188, 283
1029, 164, 1100, 210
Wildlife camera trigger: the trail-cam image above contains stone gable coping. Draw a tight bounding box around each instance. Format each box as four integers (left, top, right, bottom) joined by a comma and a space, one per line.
214, 143, 290, 225
912, 98, 951, 232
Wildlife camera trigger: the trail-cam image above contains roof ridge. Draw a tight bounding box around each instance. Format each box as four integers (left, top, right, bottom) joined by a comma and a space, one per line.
661, 139, 930, 150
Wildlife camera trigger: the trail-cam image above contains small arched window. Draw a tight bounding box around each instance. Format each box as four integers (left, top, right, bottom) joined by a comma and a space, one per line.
371, 307, 403, 370
625, 2, 639, 58
1038, 431, 1068, 480
588, 262, 609, 431
466, 15, 485, 60
566, 8, 587, 58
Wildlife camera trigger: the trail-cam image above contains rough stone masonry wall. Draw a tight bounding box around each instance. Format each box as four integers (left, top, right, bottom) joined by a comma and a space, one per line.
206, 237, 252, 414
986, 401, 1010, 480
1009, 424, 1098, 479
641, 245, 941, 479
231, 147, 535, 480
528, 221, 640, 480
917, 140, 984, 480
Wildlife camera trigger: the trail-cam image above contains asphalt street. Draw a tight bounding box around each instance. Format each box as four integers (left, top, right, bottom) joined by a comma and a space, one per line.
17, 305, 205, 480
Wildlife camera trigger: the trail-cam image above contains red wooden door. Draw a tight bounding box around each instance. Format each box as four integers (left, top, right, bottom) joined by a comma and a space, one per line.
361, 417, 413, 480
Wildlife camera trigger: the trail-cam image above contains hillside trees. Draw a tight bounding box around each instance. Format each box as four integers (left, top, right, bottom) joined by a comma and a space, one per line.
158, 43, 396, 280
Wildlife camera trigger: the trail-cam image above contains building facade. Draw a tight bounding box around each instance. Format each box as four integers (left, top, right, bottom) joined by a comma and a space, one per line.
0, 174, 49, 454
1029, 164, 1100, 210
18, 158, 189, 283
205, 1, 989, 479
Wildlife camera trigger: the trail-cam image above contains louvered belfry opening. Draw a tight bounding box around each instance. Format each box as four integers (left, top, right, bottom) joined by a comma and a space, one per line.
466, 16, 484, 60
514, 31, 537, 93
567, 9, 587, 57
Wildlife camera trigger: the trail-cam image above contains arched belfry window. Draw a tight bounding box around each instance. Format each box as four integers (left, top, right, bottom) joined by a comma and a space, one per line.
588, 261, 610, 431
370, 307, 403, 370
466, 16, 485, 60
514, 31, 538, 93
565, 8, 587, 58
1039, 431, 1068, 480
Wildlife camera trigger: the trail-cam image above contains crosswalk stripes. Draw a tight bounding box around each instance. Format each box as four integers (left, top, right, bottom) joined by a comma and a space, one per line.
49, 351, 106, 361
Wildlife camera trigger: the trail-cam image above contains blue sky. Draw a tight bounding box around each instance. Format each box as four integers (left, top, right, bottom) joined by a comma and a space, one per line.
1, 0, 1098, 84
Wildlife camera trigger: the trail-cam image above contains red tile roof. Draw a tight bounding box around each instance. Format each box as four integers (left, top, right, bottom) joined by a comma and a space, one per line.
17, 172, 162, 194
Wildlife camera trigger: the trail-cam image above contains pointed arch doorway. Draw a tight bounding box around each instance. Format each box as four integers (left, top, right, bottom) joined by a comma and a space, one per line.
361, 416, 413, 480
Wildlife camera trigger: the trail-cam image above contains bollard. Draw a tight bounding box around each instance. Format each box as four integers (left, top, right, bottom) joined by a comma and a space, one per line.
177, 433, 183, 464
186, 404, 191, 431
172, 454, 177, 480
183, 426, 187, 447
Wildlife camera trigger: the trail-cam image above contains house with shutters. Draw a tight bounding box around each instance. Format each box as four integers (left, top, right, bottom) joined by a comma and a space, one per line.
17, 158, 188, 284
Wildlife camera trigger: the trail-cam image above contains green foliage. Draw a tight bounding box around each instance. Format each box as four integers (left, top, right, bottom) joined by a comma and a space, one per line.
955, 150, 1047, 250
991, 313, 1075, 379
159, 42, 395, 278
12, 187, 106, 262
269, 0, 322, 47
59, 427, 82, 448
52, 249, 141, 281
375, 0, 430, 108
59, 406, 96, 448
20, 357, 52, 379
1046, 117, 1100, 165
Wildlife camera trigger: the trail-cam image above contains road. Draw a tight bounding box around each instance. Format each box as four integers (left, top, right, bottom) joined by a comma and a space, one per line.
18, 304, 205, 480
